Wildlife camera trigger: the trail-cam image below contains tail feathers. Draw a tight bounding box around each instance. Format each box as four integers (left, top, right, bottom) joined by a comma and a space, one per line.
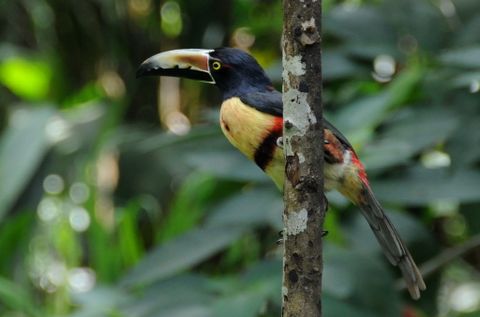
358, 186, 426, 300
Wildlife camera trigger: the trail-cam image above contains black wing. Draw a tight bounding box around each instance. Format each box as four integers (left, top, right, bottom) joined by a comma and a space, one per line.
239, 90, 283, 116
240, 90, 353, 150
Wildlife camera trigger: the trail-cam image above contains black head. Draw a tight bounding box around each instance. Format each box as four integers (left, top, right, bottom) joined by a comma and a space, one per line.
137, 47, 274, 99
207, 48, 273, 98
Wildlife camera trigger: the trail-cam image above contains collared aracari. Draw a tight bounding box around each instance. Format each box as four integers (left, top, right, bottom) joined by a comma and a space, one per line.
136, 47, 426, 299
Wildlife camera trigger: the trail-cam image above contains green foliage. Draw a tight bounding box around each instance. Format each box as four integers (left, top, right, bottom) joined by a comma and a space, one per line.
0, 107, 56, 221
0, 276, 44, 317
1, 0, 480, 316
0, 57, 52, 101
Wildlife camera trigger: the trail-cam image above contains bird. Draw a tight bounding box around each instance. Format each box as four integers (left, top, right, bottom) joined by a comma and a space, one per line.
136, 47, 426, 299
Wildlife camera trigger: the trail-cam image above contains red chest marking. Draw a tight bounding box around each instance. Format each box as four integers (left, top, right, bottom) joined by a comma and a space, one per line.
350, 151, 369, 186
324, 129, 344, 164
254, 116, 283, 170
272, 117, 283, 134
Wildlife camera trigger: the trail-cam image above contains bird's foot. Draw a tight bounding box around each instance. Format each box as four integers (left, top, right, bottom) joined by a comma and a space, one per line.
276, 229, 284, 245
276, 137, 283, 149
322, 230, 329, 237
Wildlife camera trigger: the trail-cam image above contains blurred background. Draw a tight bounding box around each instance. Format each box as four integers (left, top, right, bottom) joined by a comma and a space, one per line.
1, 0, 480, 316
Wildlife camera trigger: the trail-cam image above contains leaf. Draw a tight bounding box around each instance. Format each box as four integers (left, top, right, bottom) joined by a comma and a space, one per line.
121, 275, 215, 317
439, 46, 480, 68
0, 107, 56, 221
121, 225, 247, 287
362, 106, 459, 170
386, 61, 424, 107
0, 57, 52, 100
446, 113, 480, 168
323, 244, 401, 317
450, 71, 480, 90
184, 150, 269, 183
453, 16, 480, 47
325, 6, 395, 45
333, 92, 392, 145
382, 0, 448, 52
124, 125, 223, 155
118, 125, 269, 190
346, 43, 401, 61
324, 50, 365, 81
149, 305, 211, 317
118, 203, 145, 267
323, 294, 381, 317
211, 293, 265, 317
205, 186, 283, 230
454, 0, 480, 22
371, 167, 480, 205
461, 201, 480, 238
333, 61, 423, 146
157, 172, 223, 242
0, 276, 45, 317
69, 287, 131, 317
121, 261, 281, 317
211, 260, 281, 317
0, 211, 35, 273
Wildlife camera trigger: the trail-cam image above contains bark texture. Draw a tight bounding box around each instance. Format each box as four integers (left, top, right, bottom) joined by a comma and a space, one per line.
282, 1, 324, 316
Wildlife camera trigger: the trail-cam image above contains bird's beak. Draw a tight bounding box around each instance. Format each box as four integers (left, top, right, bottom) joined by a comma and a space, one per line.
136, 49, 215, 84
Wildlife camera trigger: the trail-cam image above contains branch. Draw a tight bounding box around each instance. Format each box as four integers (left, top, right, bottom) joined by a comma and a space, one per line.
282, 1, 324, 316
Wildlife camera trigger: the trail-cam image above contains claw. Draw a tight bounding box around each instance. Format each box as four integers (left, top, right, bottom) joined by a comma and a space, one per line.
322, 230, 329, 237
277, 230, 284, 245
276, 137, 284, 149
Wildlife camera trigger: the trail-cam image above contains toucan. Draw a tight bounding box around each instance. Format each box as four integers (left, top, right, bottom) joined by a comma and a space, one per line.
136, 47, 426, 299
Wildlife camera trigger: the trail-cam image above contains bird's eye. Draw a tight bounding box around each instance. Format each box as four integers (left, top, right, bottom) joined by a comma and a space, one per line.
212, 61, 222, 71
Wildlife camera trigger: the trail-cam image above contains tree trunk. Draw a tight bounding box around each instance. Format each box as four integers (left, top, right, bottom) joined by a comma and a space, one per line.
281, 1, 324, 316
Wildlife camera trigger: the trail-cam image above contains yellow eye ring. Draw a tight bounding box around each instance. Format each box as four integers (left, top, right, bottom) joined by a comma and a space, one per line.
212, 61, 222, 70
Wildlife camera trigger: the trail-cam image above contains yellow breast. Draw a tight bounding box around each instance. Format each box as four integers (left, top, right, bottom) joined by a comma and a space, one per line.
219, 97, 285, 189
219, 97, 276, 160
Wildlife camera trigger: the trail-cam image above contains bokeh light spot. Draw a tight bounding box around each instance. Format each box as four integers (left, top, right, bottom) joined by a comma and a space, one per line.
421, 150, 451, 169
69, 182, 90, 204
232, 27, 256, 50
439, 0, 456, 18
470, 80, 479, 93
69, 207, 91, 232
128, 0, 151, 17
372, 54, 396, 83
98, 70, 125, 99
37, 197, 60, 222
161, 1, 182, 38
165, 111, 191, 135
450, 283, 480, 313
68, 268, 96, 293
43, 174, 65, 195
46, 262, 67, 287
45, 115, 71, 144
